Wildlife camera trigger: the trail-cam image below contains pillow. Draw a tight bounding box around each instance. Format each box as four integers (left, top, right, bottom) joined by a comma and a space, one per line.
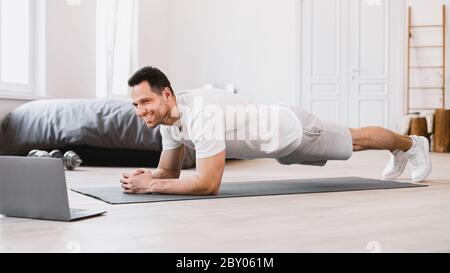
0, 99, 195, 168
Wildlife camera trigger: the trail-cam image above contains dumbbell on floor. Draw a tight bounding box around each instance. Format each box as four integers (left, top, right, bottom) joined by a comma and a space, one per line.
27, 149, 83, 170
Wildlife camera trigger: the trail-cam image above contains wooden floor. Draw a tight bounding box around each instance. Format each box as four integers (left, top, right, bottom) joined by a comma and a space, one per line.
1, 150, 449, 253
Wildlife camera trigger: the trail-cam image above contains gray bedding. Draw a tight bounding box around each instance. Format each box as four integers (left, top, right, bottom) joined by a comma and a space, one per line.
0, 99, 195, 168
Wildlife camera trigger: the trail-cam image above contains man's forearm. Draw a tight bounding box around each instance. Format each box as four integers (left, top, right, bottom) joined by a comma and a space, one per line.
151, 168, 180, 179
150, 175, 219, 196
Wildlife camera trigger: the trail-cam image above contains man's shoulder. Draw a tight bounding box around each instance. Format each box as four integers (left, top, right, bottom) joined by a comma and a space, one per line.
177, 88, 249, 106
176, 87, 226, 97
160, 124, 178, 133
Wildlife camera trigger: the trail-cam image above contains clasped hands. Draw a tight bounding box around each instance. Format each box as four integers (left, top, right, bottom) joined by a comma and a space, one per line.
120, 168, 154, 194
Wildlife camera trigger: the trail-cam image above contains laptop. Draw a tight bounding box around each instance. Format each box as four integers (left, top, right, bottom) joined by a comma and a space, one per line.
0, 156, 106, 222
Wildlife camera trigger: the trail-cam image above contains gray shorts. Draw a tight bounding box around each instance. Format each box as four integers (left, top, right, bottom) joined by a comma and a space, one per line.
277, 107, 353, 166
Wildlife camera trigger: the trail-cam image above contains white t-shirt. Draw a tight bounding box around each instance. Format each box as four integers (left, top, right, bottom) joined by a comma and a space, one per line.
160, 88, 303, 159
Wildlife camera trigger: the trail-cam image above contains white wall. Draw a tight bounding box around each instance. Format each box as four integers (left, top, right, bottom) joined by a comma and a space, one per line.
167, 0, 301, 105
0, 0, 165, 121
1, 0, 302, 123
0, 0, 98, 122
138, 0, 170, 74
46, 0, 97, 99
39, 0, 450, 109
0, 99, 27, 124
2, 0, 448, 124
45, 0, 170, 99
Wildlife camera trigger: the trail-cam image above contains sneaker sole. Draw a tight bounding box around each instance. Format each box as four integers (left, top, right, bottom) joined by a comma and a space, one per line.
412, 137, 432, 183
382, 157, 408, 180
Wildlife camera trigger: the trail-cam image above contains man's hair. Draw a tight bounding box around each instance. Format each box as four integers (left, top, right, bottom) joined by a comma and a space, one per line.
128, 66, 174, 95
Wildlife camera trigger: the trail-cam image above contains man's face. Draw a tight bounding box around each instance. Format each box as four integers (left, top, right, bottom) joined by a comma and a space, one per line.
131, 82, 170, 128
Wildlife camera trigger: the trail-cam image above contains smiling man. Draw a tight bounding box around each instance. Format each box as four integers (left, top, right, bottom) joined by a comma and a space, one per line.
120, 66, 432, 195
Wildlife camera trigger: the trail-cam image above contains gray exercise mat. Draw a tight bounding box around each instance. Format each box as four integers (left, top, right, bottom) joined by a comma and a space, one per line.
71, 177, 427, 205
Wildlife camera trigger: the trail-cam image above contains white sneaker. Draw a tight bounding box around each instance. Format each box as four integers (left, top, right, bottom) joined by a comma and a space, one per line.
404, 136, 432, 182
382, 150, 408, 180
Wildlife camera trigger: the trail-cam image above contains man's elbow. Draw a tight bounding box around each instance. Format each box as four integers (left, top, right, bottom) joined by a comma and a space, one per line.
207, 185, 220, 195
172, 171, 181, 179
197, 180, 221, 196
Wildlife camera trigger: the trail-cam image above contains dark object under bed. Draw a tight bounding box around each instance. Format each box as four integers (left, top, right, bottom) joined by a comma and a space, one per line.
37, 145, 162, 168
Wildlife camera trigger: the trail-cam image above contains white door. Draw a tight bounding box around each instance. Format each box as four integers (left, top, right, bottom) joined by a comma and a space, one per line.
301, 0, 404, 129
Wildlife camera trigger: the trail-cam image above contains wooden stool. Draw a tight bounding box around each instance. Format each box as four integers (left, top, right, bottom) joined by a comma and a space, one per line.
409, 117, 429, 139
433, 109, 450, 153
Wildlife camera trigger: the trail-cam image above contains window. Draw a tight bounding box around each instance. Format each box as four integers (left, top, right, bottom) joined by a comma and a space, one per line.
97, 0, 138, 98
0, 0, 35, 96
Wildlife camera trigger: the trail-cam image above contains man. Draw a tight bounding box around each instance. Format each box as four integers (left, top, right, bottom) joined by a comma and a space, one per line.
120, 66, 432, 195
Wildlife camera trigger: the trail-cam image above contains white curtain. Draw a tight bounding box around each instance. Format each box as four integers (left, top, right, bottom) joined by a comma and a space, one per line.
97, 0, 138, 98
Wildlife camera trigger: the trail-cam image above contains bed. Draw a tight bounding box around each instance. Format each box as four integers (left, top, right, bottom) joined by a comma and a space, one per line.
0, 99, 195, 169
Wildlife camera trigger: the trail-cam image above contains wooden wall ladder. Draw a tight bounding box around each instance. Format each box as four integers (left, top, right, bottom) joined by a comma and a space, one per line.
406, 5, 450, 152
